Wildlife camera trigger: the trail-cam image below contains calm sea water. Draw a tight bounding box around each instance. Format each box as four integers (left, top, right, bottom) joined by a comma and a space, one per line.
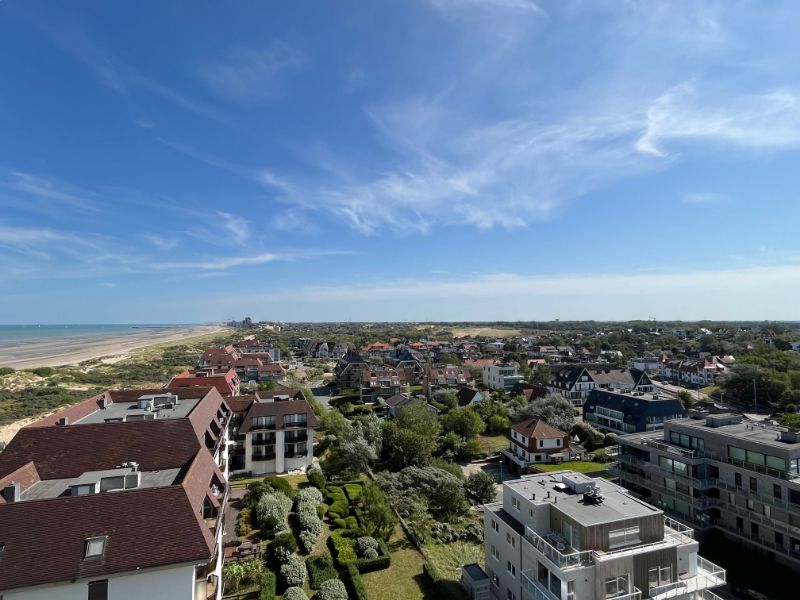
0, 324, 185, 344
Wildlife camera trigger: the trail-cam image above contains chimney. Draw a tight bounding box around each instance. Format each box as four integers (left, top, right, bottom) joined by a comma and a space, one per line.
57, 416, 69, 427
3, 481, 21, 503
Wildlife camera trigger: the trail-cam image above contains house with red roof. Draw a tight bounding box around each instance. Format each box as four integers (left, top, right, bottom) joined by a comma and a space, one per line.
501, 418, 583, 472
168, 368, 240, 396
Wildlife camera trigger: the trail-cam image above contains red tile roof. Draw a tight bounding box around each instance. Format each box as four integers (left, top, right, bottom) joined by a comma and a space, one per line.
238, 399, 320, 433
510, 418, 568, 442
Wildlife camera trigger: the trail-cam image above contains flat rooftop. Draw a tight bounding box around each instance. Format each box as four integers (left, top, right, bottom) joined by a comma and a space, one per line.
74, 396, 202, 424
669, 416, 800, 450
505, 471, 661, 527
20, 467, 183, 501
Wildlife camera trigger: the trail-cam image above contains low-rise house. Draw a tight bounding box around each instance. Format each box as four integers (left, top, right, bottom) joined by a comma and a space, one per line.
199, 345, 239, 370
0, 387, 231, 600
360, 368, 409, 404
456, 387, 483, 407
168, 367, 240, 396
236, 340, 280, 362
583, 389, 685, 435
483, 362, 524, 390
334, 349, 368, 390
361, 341, 393, 361
237, 393, 319, 476
659, 356, 731, 387
424, 366, 472, 397
501, 419, 581, 472
471, 471, 725, 600
630, 356, 661, 373
384, 395, 438, 418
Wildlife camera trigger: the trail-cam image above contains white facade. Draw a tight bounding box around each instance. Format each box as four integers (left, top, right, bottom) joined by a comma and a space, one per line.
3, 562, 209, 600
244, 426, 314, 475
484, 364, 523, 390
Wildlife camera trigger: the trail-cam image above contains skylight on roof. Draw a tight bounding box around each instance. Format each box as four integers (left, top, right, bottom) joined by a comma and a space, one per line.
84, 536, 107, 559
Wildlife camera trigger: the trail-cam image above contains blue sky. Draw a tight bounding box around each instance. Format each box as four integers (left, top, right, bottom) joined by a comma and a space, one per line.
2, 0, 800, 323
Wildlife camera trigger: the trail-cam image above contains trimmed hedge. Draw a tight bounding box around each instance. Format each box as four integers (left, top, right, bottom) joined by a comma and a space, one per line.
259, 572, 276, 600
328, 529, 358, 568
306, 553, 338, 590
344, 563, 368, 600
331, 516, 358, 530
343, 483, 363, 502
354, 537, 391, 573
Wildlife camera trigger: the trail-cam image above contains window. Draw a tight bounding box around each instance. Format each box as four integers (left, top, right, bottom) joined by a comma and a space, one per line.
512, 497, 520, 511
750, 477, 758, 493
776, 532, 784, 547
84, 537, 107, 559
492, 520, 499, 533
736, 517, 744, 530
609, 526, 640, 549
774, 484, 783, 500
506, 561, 516, 576
506, 589, 515, 600
491, 544, 500, 560
751, 523, 759, 536
735, 473, 742, 488
87, 580, 108, 600
605, 574, 630, 598
567, 580, 576, 600
506, 532, 516, 548
648, 566, 672, 588
763, 505, 771, 518
747, 499, 755, 511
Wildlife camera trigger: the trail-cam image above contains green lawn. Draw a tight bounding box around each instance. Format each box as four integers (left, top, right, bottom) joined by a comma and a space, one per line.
361, 526, 434, 600
476, 434, 508, 455
534, 461, 608, 474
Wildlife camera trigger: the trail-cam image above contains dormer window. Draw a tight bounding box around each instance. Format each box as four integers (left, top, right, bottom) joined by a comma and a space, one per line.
84, 536, 107, 559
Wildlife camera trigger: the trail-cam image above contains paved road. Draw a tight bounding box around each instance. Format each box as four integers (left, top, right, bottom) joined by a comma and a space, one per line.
309, 381, 335, 411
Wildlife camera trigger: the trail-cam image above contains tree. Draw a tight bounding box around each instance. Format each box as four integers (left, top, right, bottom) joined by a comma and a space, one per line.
439, 352, 462, 365
432, 390, 458, 411
320, 410, 346, 438
676, 390, 693, 409
358, 480, 397, 539
530, 364, 551, 386
487, 414, 510, 435
514, 395, 576, 433
464, 471, 497, 504
441, 408, 486, 438
316, 579, 348, 600
381, 422, 436, 469
571, 421, 605, 451
396, 400, 440, 437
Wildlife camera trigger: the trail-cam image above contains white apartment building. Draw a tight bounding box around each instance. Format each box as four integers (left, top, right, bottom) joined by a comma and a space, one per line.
484, 363, 524, 391
465, 471, 726, 600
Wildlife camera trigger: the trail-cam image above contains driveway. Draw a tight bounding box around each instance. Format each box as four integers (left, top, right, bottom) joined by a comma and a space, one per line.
309, 382, 336, 411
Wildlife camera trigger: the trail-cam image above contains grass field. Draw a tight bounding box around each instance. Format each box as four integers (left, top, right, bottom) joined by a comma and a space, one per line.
361, 526, 434, 600
449, 326, 522, 338
423, 541, 484, 582
476, 434, 508, 455
534, 461, 608, 474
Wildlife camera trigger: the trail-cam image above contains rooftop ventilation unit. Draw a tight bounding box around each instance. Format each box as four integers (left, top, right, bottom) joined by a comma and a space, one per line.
705, 414, 742, 428
582, 484, 605, 505
779, 428, 800, 444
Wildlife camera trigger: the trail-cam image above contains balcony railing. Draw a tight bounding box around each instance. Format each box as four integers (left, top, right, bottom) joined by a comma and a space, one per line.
648, 556, 725, 600
523, 527, 593, 569
521, 572, 560, 600
251, 453, 276, 461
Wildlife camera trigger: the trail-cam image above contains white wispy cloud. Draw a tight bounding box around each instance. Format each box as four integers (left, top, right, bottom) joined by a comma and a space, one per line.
429, 0, 545, 16
6, 171, 97, 211
217, 211, 251, 245
144, 234, 179, 250
152, 249, 353, 271
200, 42, 305, 105
683, 192, 728, 205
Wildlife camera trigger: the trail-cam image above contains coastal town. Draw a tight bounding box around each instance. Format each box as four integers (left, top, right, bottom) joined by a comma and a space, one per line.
1, 320, 799, 600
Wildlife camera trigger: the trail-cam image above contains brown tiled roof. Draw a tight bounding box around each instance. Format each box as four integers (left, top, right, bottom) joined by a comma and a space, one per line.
239, 399, 319, 433
425, 366, 470, 385
255, 389, 303, 401
225, 394, 257, 414
511, 418, 568, 441
0, 420, 202, 480
0, 462, 40, 504
0, 479, 214, 591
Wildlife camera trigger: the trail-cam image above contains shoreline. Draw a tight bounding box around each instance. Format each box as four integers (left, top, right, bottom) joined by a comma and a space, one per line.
0, 325, 229, 370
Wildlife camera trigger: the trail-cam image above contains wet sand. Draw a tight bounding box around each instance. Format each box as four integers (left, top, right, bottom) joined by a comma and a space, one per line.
0, 325, 227, 370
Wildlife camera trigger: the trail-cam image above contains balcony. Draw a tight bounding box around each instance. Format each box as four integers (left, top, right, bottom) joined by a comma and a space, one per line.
523, 527, 593, 569
251, 452, 276, 461
521, 573, 560, 600
284, 432, 309, 444
648, 556, 725, 600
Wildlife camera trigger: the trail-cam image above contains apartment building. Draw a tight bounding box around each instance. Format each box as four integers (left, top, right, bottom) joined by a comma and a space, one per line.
584, 390, 685, 435
424, 365, 472, 397
168, 368, 241, 397
613, 413, 800, 572
360, 368, 409, 404
0, 387, 230, 600
236, 392, 319, 475
467, 471, 725, 600
549, 367, 654, 408
484, 362, 524, 391
334, 349, 368, 390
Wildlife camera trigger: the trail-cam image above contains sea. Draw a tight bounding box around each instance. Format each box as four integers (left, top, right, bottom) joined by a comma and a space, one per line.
0, 324, 186, 344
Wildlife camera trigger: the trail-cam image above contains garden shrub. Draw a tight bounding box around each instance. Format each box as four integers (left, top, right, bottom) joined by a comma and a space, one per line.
308, 466, 326, 489
222, 558, 264, 592
343, 483, 363, 501
317, 504, 327, 519
268, 531, 297, 563
280, 554, 307, 588
327, 501, 349, 518
355, 537, 378, 556
316, 579, 348, 600
328, 529, 358, 568
283, 587, 308, 600
296, 486, 324, 507
354, 537, 391, 573
237, 507, 253, 537
256, 492, 292, 535
263, 475, 296, 498
344, 563, 368, 600
307, 553, 338, 589
364, 548, 378, 560
299, 530, 318, 554
259, 572, 276, 600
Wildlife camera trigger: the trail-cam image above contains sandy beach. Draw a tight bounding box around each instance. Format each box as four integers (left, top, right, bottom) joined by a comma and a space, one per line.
0, 325, 228, 370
